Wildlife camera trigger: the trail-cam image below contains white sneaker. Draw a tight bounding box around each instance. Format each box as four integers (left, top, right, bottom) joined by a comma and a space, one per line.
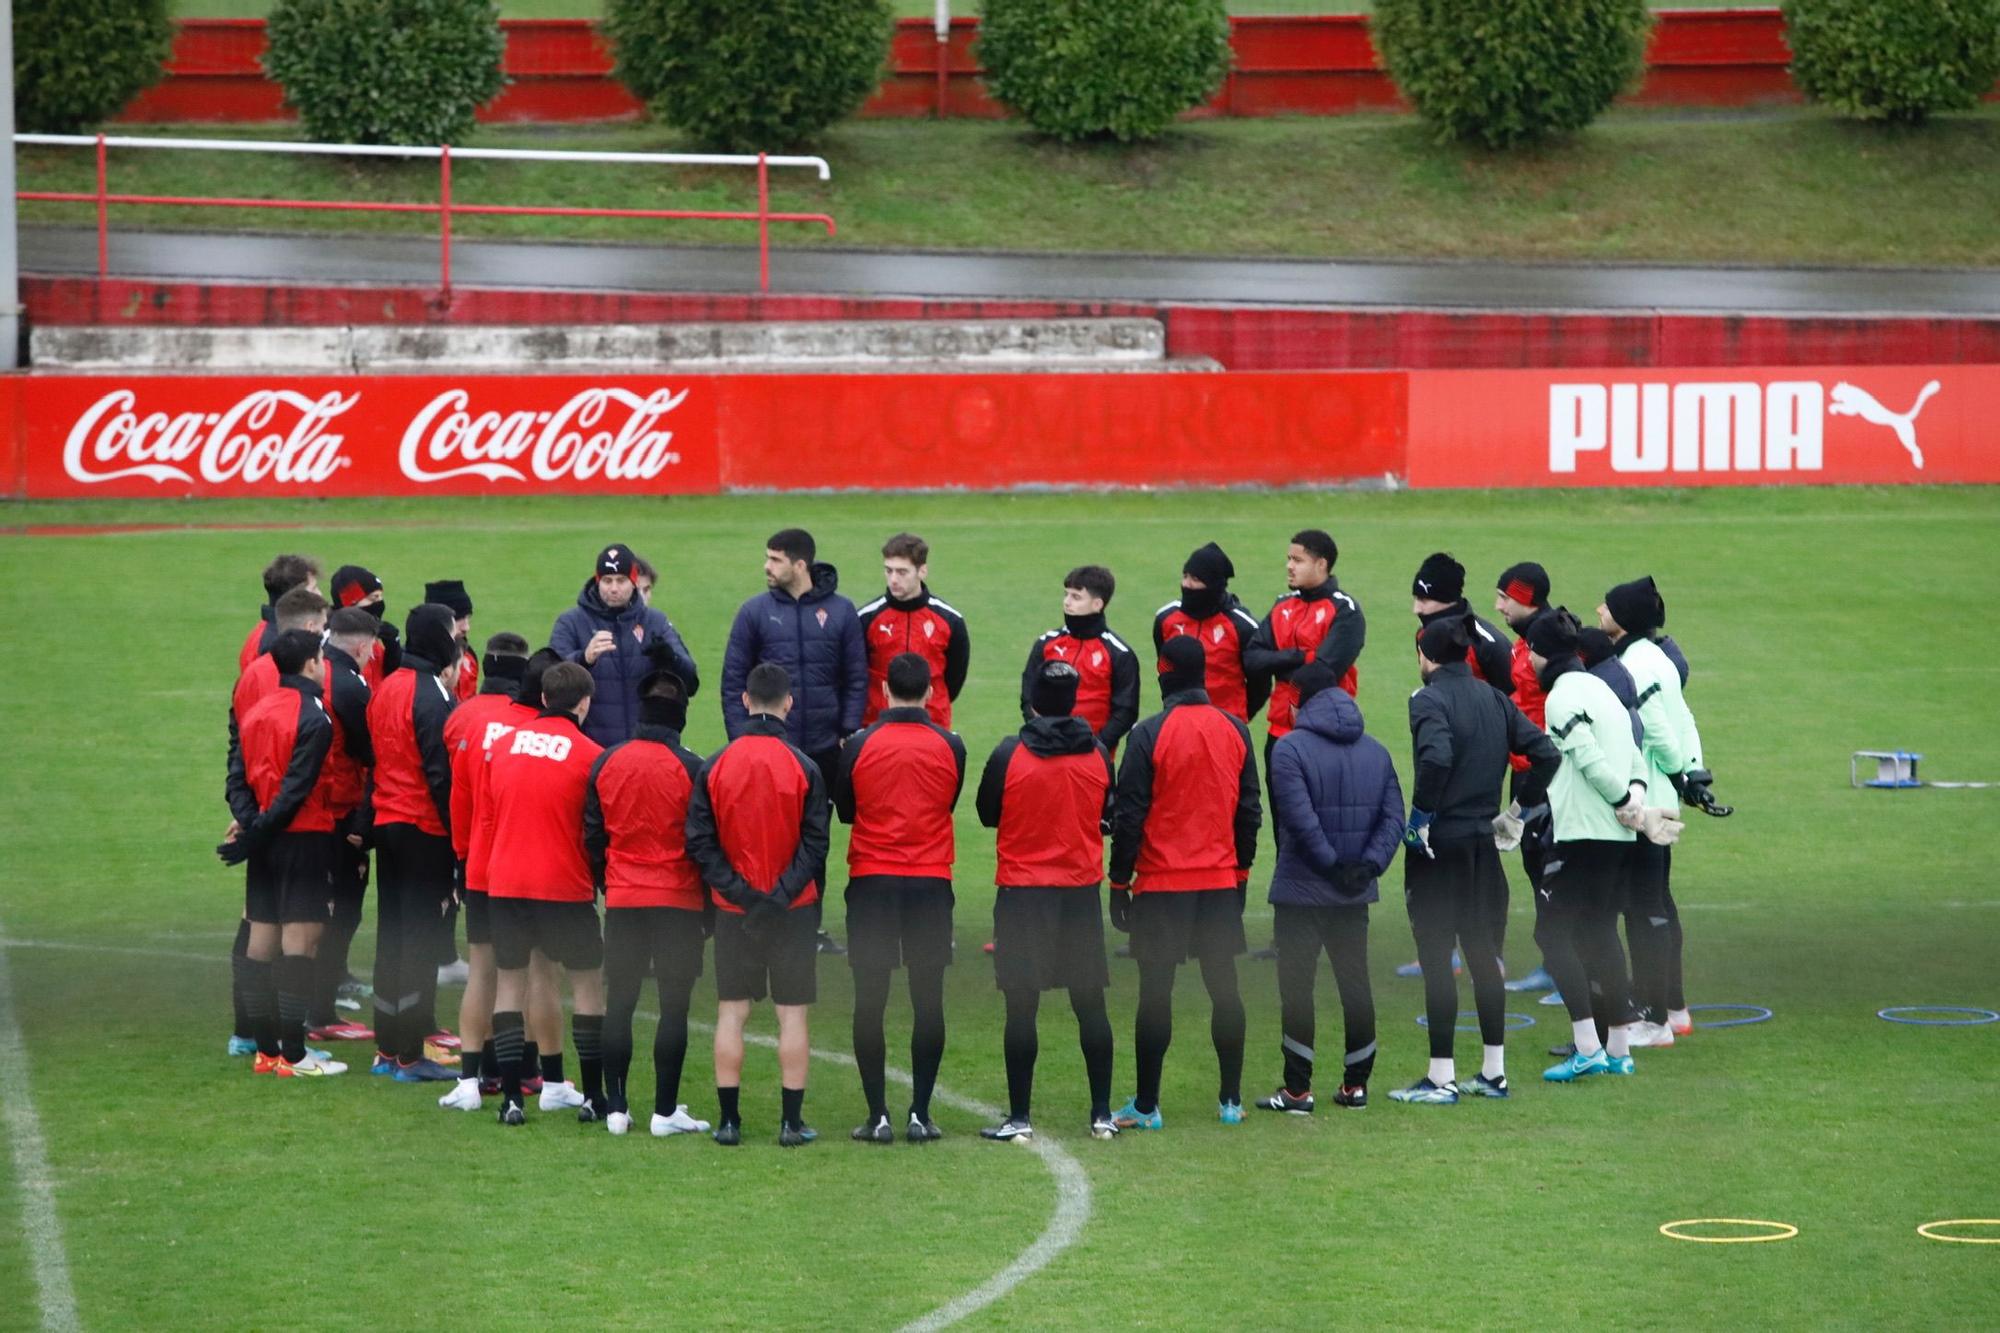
438, 1078, 482, 1111
436, 960, 471, 987
286, 1052, 348, 1076
539, 1080, 586, 1111
607, 1112, 631, 1136
651, 1105, 712, 1136
1627, 1021, 1676, 1048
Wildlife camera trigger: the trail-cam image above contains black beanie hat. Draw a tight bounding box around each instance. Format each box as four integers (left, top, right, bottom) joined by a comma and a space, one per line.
518, 647, 563, 712
1603, 576, 1666, 637
1182, 542, 1235, 588
1527, 607, 1582, 660
423, 579, 473, 619
596, 544, 637, 578
1158, 636, 1207, 697
1412, 552, 1465, 603
330, 565, 382, 610
1293, 661, 1340, 710
405, 604, 460, 670
1030, 661, 1080, 718
638, 667, 689, 732
1575, 627, 1617, 668
1497, 562, 1551, 608
1416, 614, 1471, 665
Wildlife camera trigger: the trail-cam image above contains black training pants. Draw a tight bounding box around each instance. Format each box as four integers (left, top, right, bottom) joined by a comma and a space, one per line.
1624, 838, 1679, 1023
373, 824, 453, 1062
1404, 837, 1508, 1059
1273, 902, 1376, 1092
1532, 840, 1638, 1028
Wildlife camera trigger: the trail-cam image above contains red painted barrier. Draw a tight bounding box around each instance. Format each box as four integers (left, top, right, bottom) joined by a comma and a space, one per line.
118, 9, 1996, 127
1406, 365, 2000, 487
19, 370, 1405, 498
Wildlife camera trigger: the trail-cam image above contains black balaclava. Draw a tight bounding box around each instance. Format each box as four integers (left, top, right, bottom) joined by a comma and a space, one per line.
1180, 542, 1234, 620
404, 604, 459, 670
1158, 636, 1207, 699
638, 668, 689, 733
1603, 576, 1665, 638
330, 565, 384, 621
1030, 662, 1080, 718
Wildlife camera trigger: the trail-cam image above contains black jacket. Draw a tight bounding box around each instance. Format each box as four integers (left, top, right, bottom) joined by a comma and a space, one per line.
1408, 661, 1559, 841
1416, 600, 1514, 695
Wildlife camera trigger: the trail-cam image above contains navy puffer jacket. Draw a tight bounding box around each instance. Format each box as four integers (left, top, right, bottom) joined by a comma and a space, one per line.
721, 562, 866, 756
1267, 687, 1405, 907
550, 580, 700, 748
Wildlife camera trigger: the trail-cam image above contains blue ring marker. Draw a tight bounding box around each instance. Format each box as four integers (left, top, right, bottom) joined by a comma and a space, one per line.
1416, 1012, 1535, 1032
1877, 1006, 1999, 1027
1688, 1003, 1774, 1029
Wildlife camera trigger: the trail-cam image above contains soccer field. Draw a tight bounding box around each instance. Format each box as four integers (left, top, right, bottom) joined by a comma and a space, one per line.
1, 486, 1997, 1329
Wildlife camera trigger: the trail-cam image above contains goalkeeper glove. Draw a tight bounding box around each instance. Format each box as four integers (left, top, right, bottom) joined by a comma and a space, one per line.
1491, 802, 1525, 851
1402, 809, 1435, 860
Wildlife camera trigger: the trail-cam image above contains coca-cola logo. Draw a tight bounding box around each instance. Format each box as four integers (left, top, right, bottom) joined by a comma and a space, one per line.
62, 389, 357, 485
400, 387, 689, 484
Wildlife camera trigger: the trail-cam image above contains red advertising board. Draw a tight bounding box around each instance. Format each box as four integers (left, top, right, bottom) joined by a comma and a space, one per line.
16, 371, 1405, 498
1407, 366, 2000, 488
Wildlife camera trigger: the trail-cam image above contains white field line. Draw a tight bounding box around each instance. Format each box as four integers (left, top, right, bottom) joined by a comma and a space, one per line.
0, 935, 1087, 1332
0, 921, 82, 1332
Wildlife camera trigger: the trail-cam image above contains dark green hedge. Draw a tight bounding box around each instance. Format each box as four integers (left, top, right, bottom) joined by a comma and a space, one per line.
13, 0, 173, 133
1785, 0, 2000, 124
978, 0, 1232, 143
264, 0, 507, 146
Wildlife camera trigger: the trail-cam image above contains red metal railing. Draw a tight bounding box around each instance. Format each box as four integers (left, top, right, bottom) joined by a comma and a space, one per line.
15, 133, 838, 302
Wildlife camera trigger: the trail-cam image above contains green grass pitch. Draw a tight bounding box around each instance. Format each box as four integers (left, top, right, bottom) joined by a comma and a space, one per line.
1, 486, 1997, 1328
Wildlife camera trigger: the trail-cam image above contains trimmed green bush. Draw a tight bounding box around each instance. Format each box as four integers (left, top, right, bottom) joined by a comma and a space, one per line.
12, 0, 173, 133
1373, 0, 1652, 148
264, 0, 506, 146
604, 0, 893, 151
1785, 0, 2000, 124
978, 0, 1231, 143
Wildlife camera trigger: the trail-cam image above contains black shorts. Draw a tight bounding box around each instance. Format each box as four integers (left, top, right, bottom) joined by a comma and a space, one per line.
245, 832, 335, 925
992, 886, 1109, 994
461, 887, 492, 946
845, 875, 954, 974
490, 897, 603, 972
713, 901, 820, 1006
604, 905, 708, 989
1542, 840, 1629, 916
1129, 887, 1246, 966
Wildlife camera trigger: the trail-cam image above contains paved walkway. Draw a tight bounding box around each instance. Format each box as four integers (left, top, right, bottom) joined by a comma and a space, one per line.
21, 225, 2000, 315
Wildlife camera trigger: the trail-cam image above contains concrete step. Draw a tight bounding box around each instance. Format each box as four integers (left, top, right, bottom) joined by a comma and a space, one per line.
31, 318, 1170, 371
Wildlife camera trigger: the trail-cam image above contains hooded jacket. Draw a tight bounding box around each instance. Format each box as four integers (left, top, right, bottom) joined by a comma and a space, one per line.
977, 715, 1116, 890
1266, 688, 1405, 908
550, 579, 700, 749
721, 562, 866, 756
1109, 688, 1261, 893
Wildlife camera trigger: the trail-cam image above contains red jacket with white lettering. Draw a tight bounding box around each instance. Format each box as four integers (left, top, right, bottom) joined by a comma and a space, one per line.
857, 587, 970, 728
446, 685, 525, 858
1109, 691, 1263, 893
583, 724, 707, 911
452, 697, 538, 892
1019, 613, 1140, 752
366, 661, 456, 836
1244, 581, 1366, 739
483, 712, 604, 903
833, 707, 967, 881
976, 716, 1115, 889
227, 675, 337, 838
1153, 594, 1267, 723
684, 716, 832, 914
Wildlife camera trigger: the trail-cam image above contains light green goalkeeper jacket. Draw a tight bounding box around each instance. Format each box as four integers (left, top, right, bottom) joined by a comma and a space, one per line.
1543, 667, 1646, 844
1616, 635, 1704, 815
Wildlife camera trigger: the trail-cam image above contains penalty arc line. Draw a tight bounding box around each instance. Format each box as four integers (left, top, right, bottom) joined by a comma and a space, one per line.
0, 935, 1089, 1332
0, 922, 82, 1332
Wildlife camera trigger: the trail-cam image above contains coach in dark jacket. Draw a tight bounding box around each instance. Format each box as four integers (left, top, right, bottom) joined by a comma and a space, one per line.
721, 529, 866, 772
1257, 665, 1403, 1113
551, 544, 700, 748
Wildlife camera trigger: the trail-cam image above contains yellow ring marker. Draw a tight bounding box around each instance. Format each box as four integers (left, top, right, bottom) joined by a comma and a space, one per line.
1917, 1220, 2000, 1245
1659, 1218, 1799, 1244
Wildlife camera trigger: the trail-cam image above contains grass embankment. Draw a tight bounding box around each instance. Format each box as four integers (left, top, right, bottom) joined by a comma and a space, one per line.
22, 110, 2000, 267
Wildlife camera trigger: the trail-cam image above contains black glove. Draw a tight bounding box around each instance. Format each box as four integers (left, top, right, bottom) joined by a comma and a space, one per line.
217, 839, 252, 867
701, 899, 717, 940
1108, 888, 1132, 934
1670, 768, 1734, 818
1334, 861, 1381, 897
741, 894, 787, 944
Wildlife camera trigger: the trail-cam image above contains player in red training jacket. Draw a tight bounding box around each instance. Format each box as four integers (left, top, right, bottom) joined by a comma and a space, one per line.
1152, 541, 1267, 723
834, 652, 967, 1145
583, 668, 714, 1139
1107, 637, 1262, 1131
976, 661, 1118, 1144
685, 663, 833, 1148
1020, 564, 1139, 757
857, 531, 970, 729
483, 663, 607, 1127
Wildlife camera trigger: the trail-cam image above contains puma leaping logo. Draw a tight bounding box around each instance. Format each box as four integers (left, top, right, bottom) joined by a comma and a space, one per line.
1829, 381, 1939, 470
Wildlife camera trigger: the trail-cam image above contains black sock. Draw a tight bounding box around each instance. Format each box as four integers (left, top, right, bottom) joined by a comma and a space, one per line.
717, 1085, 741, 1127
276, 954, 314, 1064
460, 1046, 483, 1082
781, 1085, 805, 1130
230, 921, 253, 1040
245, 958, 279, 1058
522, 1041, 540, 1078
1003, 989, 1039, 1121
540, 1051, 564, 1085
908, 970, 946, 1121
573, 1014, 605, 1107
492, 1011, 526, 1104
